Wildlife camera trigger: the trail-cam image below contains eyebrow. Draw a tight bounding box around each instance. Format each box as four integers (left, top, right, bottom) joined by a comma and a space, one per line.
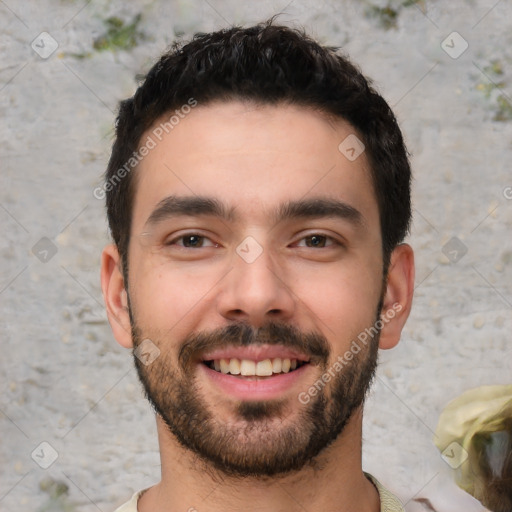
144, 195, 364, 229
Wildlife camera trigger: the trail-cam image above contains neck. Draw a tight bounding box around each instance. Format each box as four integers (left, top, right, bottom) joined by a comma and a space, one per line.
138, 407, 380, 512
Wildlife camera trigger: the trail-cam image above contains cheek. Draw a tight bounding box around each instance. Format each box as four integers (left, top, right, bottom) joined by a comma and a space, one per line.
130, 257, 223, 334
296, 263, 381, 350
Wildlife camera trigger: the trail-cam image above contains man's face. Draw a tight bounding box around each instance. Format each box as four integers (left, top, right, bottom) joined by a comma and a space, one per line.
126, 101, 385, 477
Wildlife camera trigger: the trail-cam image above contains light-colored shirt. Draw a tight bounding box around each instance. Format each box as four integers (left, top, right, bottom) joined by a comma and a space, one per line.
113, 473, 404, 511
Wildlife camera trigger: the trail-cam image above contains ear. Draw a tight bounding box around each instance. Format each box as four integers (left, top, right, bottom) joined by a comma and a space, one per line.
100, 243, 133, 348
378, 243, 415, 350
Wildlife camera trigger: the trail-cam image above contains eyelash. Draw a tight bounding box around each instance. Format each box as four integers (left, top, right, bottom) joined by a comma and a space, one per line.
165, 233, 341, 249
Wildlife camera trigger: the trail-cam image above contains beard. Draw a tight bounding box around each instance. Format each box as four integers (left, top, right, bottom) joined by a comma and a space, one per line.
129, 308, 381, 480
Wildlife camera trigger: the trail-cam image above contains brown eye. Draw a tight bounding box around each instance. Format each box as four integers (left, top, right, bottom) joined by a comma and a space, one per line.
182, 235, 204, 247
296, 234, 338, 248
305, 235, 328, 248
167, 233, 218, 248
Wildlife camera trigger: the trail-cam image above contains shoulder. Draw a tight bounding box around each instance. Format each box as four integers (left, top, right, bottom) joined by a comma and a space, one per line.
364, 473, 405, 512
112, 489, 147, 512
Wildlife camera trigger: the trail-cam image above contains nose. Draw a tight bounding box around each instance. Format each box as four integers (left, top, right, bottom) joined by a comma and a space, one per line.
216, 238, 296, 328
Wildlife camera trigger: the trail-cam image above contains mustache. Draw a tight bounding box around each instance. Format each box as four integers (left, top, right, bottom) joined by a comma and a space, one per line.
178, 321, 330, 371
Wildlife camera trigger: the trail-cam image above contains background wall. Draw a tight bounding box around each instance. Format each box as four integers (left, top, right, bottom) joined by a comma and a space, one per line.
1, 0, 511, 510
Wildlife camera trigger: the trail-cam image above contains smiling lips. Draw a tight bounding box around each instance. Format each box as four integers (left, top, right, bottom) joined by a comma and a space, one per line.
199, 346, 312, 400
201, 345, 310, 379
205, 357, 307, 377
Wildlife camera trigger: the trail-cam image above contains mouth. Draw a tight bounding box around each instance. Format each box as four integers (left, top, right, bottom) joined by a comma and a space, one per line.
197, 346, 313, 400
203, 357, 309, 378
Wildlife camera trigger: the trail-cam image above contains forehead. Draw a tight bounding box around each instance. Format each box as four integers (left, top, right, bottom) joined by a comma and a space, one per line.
131, 101, 378, 231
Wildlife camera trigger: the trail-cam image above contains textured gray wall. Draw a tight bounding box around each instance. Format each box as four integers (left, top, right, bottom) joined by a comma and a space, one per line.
1, 1, 510, 510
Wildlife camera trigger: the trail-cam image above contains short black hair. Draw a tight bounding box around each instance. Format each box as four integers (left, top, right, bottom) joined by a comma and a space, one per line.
104, 18, 412, 281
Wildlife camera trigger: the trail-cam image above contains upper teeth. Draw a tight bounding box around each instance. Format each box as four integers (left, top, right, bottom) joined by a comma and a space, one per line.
211, 358, 300, 376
